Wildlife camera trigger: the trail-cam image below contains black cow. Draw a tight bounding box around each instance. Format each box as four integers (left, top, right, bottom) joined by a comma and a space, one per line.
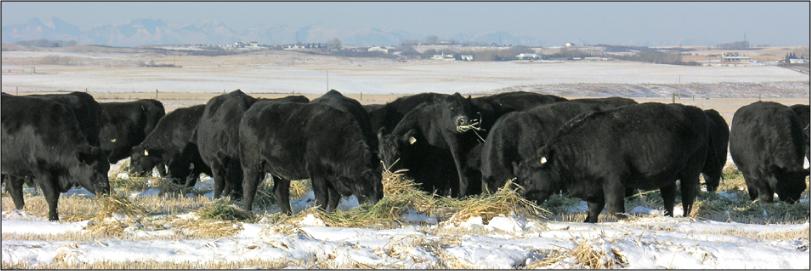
195, 90, 256, 199
481, 99, 636, 193
26, 92, 103, 146
239, 101, 383, 213
195, 90, 307, 199
790, 104, 810, 161
514, 103, 709, 223
730, 102, 808, 203
130, 105, 211, 187
99, 100, 166, 164
368, 92, 449, 135
312, 90, 377, 150
790, 104, 810, 128
2, 95, 110, 220
702, 109, 730, 192
379, 93, 481, 197
471, 91, 567, 132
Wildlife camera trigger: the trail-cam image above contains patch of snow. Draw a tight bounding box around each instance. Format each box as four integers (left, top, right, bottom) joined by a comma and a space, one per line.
2, 219, 88, 235
298, 214, 325, 227
63, 187, 95, 198
487, 215, 527, 233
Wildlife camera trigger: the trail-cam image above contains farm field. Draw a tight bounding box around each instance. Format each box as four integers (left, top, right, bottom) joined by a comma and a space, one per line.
2, 48, 808, 96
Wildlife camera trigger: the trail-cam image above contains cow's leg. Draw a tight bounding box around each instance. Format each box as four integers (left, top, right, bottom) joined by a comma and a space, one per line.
227, 160, 244, 201
326, 183, 341, 212
746, 180, 758, 201
273, 177, 292, 215
679, 174, 700, 217
184, 163, 201, 188
240, 168, 263, 211
7, 176, 26, 210
584, 196, 605, 223
660, 184, 676, 217
756, 177, 775, 203
37, 174, 60, 221
311, 176, 329, 211
603, 177, 627, 220
446, 137, 469, 198
211, 162, 226, 199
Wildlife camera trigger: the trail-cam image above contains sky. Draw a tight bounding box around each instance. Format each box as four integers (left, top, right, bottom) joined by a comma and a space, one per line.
2, 2, 809, 46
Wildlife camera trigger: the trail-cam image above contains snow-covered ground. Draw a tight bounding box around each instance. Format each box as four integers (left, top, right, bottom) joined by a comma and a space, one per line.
3, 208, 808, 269
2, 170, 809, 269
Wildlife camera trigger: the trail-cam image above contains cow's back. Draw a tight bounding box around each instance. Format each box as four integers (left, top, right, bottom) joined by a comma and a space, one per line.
197, 90, 256, 159
730, 102, 806, 171
27, 92, 102, 146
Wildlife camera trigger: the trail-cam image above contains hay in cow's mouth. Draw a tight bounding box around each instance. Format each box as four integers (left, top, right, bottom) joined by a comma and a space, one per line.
456, 118, 483, 133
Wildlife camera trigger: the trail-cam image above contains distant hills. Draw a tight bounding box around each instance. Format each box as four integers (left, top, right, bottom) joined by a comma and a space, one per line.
2, 17, 545, 47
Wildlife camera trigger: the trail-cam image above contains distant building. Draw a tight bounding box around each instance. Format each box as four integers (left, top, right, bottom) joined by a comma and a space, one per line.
789, 58, 808, 64
516, 53, 540, 60
721, 52, 752, 63
367, 46, 390, 54
564, 42, 576, 48
460, 54, 474, 61
584, 56, 609, 61
431, 52, 455, 61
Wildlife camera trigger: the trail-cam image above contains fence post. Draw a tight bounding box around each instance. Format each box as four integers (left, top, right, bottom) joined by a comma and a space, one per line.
155, 89, 159, 99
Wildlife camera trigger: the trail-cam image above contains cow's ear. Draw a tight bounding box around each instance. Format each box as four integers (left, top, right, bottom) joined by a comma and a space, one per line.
401, 129, 417, 145
377, 127, 387, 140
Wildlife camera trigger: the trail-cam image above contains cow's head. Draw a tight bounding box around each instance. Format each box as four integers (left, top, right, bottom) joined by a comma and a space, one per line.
129, 145, 162, 177
512, 146, 562, 204
378, 127, 418, 171
74, 145, 110, 195
776, 169, 808, 203
440, 93, 478, 134
351, 168, 384, 205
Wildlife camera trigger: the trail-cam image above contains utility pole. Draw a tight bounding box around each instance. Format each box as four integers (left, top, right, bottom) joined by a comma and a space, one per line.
326, 70, 330, 91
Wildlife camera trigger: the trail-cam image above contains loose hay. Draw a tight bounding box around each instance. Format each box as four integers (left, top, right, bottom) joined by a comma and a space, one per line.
282, 172, 548, 227
86, 194, 148, 237
570, 241, 626, 269
448, 179, 550, 224
172, 218, 243, 238
197, 199, 255, 221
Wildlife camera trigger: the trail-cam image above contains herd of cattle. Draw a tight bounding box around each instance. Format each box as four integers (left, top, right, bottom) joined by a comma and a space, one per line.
1, 90, 808, 223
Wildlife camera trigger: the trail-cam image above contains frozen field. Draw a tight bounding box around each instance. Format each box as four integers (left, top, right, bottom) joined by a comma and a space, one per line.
2, 160, 809, 269
2, 49, 808, 95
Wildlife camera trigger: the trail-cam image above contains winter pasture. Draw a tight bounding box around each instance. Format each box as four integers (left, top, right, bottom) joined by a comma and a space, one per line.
2, 47, 810, 269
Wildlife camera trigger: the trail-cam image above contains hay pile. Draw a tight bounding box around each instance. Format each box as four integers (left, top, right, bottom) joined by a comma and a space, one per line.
569, 241, 627, 269
86, 194, 148, 236
282, 170, 548, 228
197, 199, 254, 221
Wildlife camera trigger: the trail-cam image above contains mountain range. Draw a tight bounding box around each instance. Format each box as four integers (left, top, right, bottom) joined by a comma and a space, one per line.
2, 17, 545, 47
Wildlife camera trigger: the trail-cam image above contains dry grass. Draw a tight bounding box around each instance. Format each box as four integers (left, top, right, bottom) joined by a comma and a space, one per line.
196, 199, 254, 221
278, 171, 548, 228
171, 217, 243, 238
2, 259, 299, 269
85, 194, 148, 237
569, 241, 627, 269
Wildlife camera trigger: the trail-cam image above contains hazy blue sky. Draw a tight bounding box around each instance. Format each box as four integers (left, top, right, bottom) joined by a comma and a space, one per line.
3, 2, 809, 46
